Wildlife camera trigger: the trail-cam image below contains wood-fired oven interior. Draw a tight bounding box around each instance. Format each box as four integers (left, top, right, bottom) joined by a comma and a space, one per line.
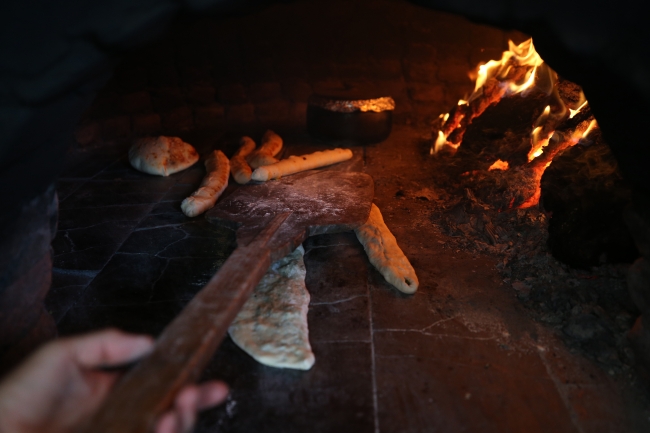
2, 0, 650, 432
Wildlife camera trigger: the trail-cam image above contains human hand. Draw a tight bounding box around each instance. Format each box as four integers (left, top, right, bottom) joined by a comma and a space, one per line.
0, 329, 228, 433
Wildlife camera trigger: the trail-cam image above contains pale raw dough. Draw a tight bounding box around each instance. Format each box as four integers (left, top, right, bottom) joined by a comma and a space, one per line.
229, 245, 315, 370
251, 148, 353, 182
230, 136, 256, 184
180, 150, 229, 217
128, 136, 199, 176
247, 129, 283, 169
355, 203, 419, 294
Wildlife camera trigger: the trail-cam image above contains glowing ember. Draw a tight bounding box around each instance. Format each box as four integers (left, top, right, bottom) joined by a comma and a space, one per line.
488, 160, 509, 171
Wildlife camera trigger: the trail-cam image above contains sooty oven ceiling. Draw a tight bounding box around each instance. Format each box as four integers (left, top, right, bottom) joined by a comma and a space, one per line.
2, 0, 650, 432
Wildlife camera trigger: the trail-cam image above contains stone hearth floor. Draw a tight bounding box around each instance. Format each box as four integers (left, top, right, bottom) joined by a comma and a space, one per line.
47, 124, 649, 433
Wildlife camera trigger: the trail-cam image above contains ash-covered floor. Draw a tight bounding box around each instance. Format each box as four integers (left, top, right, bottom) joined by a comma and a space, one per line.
48, 0, 650, 431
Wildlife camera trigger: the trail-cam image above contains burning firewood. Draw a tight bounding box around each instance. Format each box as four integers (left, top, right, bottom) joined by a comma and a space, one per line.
433, 39, 549, 154
486, 114, 598, 210
430, 37, 601, 210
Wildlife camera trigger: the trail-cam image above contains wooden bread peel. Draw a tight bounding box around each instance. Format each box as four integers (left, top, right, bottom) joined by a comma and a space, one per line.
80, 170, 374, 433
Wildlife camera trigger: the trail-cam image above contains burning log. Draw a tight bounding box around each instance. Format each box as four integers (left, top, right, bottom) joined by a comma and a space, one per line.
442, 68, 527, 146
498, 115, 598, 210
430, 37, 603, 210
432, 39, 549, 154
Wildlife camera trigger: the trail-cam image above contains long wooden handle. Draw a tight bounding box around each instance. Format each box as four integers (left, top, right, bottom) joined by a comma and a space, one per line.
80, 212, 292, 433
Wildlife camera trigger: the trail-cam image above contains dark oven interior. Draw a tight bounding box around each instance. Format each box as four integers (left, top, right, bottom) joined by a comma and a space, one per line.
2, 0, 650, 431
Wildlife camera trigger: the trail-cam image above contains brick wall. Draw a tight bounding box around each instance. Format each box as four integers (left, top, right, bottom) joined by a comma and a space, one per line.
76, 0, 517, 145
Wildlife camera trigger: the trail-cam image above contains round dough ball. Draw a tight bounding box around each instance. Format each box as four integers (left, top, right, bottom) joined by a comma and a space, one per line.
128, 136, 199, 176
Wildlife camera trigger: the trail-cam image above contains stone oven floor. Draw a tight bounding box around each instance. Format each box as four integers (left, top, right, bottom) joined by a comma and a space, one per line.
48, 124, 650, 432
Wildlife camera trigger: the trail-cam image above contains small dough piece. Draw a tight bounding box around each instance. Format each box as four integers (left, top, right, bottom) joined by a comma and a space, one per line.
229, 245, 315, 370
249, 153, 279, 168
180, 150, 229, 217
230, 136, 256, 184
247, 130, 283, 169
355, 204, 419, 294
251, 148, 353, 182
128, 136, 199, 176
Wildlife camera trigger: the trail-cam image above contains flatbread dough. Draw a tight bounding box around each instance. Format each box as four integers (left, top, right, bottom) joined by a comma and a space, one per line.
355, 203, 419, 294
128, 136, 199, 176
180, 150, 229, 217
229, 245, 315, 370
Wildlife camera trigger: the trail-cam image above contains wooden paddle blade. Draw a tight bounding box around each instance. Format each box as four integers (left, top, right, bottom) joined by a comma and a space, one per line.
206, 171, 374, 252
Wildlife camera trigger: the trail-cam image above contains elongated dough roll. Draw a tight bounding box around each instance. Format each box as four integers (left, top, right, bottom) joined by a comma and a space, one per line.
251, 148, 353, 182
181, 150, 229, 217
230, 136, 256, 184
355, 204, 419, 294
247, 130, 283, 169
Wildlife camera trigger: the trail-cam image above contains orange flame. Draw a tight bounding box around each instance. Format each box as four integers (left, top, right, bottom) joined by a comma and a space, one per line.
528, 105, 552, 161
488, 160, 509, 171
470, 39, 545, 102
569, 91, 588, 119
431, 38, 552, 155
517, 118, 599, 209
581, 119, 598, 139
432, 130, 460, 154
429, 37, 599, 211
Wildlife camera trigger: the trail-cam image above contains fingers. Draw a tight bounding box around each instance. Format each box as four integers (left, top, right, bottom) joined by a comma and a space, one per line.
175, 386, 200, 433
62, 329, 154, 368
155, 381, 229, 433
156, 412, 179, 433
194, 381, 229, 411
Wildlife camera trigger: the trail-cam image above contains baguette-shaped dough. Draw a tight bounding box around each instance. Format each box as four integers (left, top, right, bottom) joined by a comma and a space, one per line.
355, 204, 419, 294
180, 150, 229, 217
251, 148, 353, 182
230, 136, 256, 184
247, 129, 283, 169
